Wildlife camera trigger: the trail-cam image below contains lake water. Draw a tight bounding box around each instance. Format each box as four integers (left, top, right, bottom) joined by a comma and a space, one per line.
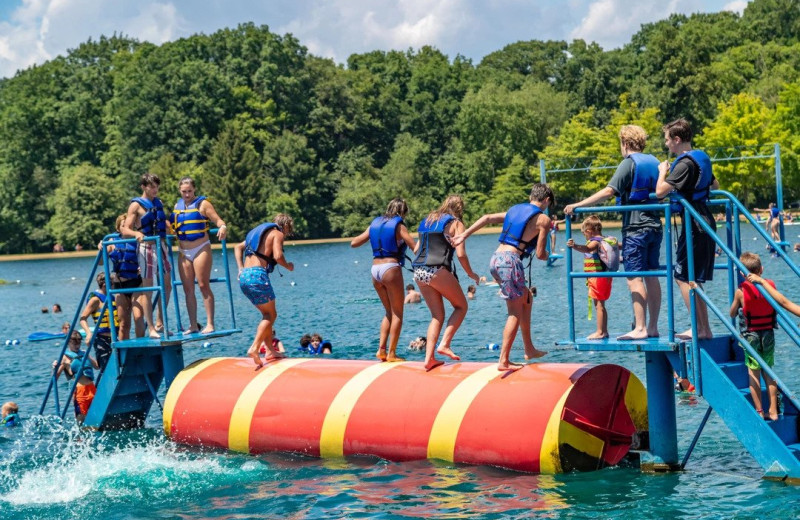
1, 226, 800, 519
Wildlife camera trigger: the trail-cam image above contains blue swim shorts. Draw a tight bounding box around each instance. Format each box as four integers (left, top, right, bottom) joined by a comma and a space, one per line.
622, 229, 662, 273
490, 251, 527, 300
239, 267, 275, 306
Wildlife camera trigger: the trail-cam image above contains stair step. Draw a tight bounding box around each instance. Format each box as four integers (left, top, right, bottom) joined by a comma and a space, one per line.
769, 414, 800, 446
717, 361, 748, 389
104, 393, 155, 415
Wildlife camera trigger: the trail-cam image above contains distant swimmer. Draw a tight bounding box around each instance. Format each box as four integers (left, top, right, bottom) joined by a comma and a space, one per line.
404, 284, 422, 304
453, 183, 552, 371
52, 303, 62, 313
235, 214, 294, 367
466, 285, 476, 300
169, 176, 228, 335
350, 198, 416, 363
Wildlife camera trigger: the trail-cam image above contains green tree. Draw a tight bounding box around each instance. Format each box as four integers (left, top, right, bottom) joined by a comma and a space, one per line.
699, 93, 776, 205
46, 164, 125, 249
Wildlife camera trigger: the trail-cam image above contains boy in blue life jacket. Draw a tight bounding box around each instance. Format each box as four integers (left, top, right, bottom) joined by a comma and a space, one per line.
1, 401, 19, 427
730, 252, 779, 421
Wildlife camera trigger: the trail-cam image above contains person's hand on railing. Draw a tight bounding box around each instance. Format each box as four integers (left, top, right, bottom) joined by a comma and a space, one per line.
216, 224, 227, 241
746, 273, 764, 285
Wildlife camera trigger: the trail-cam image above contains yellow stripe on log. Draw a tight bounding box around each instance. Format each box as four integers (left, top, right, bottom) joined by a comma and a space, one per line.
228, 359, 309, 453
319, 362, 403, 458
538, 388, 572, 474
163, 358, 228, 437
427, 365, 501, 462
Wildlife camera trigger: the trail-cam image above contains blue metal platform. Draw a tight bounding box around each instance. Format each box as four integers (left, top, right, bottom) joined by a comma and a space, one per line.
556, 336, 683, 352
112, 328, 242, 349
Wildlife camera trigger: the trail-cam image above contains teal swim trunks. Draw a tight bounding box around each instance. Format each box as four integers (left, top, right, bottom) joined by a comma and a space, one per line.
239, 266, 275, 305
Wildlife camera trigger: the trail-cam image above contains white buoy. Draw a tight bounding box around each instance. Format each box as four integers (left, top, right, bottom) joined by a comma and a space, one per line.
40, 290, 45, 295
16, 280, 20, 284
71, 276, 76, 280
354, 260, 359, 264
11, 339, 19, 345
753, 237, 758, 240
4, 340, 11, 346
303, 263, 308, 267
202, 341, 212, 348
290, 281, 296, 286
486, 343, 499, 350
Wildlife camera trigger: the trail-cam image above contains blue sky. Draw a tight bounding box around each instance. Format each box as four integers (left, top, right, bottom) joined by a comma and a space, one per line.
0, 0, 749, 79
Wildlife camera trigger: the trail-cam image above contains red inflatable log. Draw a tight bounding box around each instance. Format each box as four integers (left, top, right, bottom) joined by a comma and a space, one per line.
164, 358, 647, 473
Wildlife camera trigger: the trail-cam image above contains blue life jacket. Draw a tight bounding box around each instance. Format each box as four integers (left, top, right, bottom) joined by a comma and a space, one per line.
108, 233, 140, 280
669, 150, 713, 211
300, 340, 332, 355
1, 413, 19, 427
368, 216, 407, 265
413, 214, 456, 271
170, 196, 209, 241
618, 153, 659, 205
245, 223, 281, 273
91, 291, 119, 336
65, 350, 94, 381
133, 197, 167, 238
498, 204, 543, 258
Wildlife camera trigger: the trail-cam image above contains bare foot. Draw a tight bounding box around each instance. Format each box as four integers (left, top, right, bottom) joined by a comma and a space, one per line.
524, 349, 547, 360
436, 347, 460, 360
425, 359, 445, 372
247, 347, 264, 367
263, 352, 285, 363
647, 328, 660, 338
755, 408, 764, 419
386, 354, 405, 362
498, 361, 524, 372
148, 329, 161, 339
586, 332, 609, 340
201, 326, 215, 334
768, 409, 779, 421
376, 348, 387, 362
617, 330, 648, 340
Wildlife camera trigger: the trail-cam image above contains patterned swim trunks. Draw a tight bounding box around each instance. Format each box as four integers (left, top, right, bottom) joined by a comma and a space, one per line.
489, 251, 527, 300
239, 266, 275, 306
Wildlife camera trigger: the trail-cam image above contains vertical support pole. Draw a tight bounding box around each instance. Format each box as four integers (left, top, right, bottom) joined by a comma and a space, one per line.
641, 351, 680, 472
162, 344, 185, 390
565, 218, 575, 342
220, 237, 237, 329
539, 159, 547, 184
664, 204, 675, 343
775, 143, 786, 249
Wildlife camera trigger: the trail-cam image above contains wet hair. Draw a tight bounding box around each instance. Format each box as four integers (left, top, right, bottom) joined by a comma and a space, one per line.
663, 118, 693, 143
95, 273, 106, 288
300, 334, 312, 347
467, 285, 476, 293
178, 177, 197, 190
384, 198, 408, 219
740, 251, 762, 274
581, 215, 603, 235
406, 284, 415, 291
311, 333, 323, 343
61, 322, 70, 332
618, 125, 647, 152
274, 214, 294, 235
530, 183, 555, 206
426, 195, 464, 225
115, 214, 127, 232
2, 401, 18, 415
69, 331, 82, 344
139, 173, 160, 188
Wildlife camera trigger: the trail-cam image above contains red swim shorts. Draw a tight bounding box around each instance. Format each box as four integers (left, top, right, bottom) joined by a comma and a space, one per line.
588, 277, 612, 302
74, 382, 97, 416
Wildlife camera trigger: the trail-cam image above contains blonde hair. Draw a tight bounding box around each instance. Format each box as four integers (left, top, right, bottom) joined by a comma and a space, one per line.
426, 195, 464, 225
581, 215, 603, 235
384, 198, 408, 218
274, 214, 294, 235
115, 214, 127, 232
619, 125, 648, 152
739, 252, 762, 274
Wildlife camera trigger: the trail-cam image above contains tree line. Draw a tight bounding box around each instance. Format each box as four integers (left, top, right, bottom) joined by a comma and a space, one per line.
1, 0, 799, 254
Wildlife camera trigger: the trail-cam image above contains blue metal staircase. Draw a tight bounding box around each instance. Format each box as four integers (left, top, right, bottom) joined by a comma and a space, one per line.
40, 230, 241, 430
562, 190, 800, 481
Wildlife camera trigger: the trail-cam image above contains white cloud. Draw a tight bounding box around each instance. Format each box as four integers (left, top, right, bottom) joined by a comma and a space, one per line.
722, 0, 748, 14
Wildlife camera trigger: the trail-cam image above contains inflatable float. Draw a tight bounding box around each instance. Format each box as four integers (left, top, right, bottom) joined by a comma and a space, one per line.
164, 358, 647, 473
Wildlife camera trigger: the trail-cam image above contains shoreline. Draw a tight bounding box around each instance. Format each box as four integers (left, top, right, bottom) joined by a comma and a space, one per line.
1, 217, 773, 263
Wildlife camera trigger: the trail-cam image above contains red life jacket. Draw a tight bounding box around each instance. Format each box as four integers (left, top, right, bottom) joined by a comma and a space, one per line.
741, 279, 777, 331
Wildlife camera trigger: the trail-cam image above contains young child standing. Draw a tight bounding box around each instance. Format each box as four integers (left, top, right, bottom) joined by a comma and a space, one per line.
567, 216, 613, 339
729, 252, 779, 420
